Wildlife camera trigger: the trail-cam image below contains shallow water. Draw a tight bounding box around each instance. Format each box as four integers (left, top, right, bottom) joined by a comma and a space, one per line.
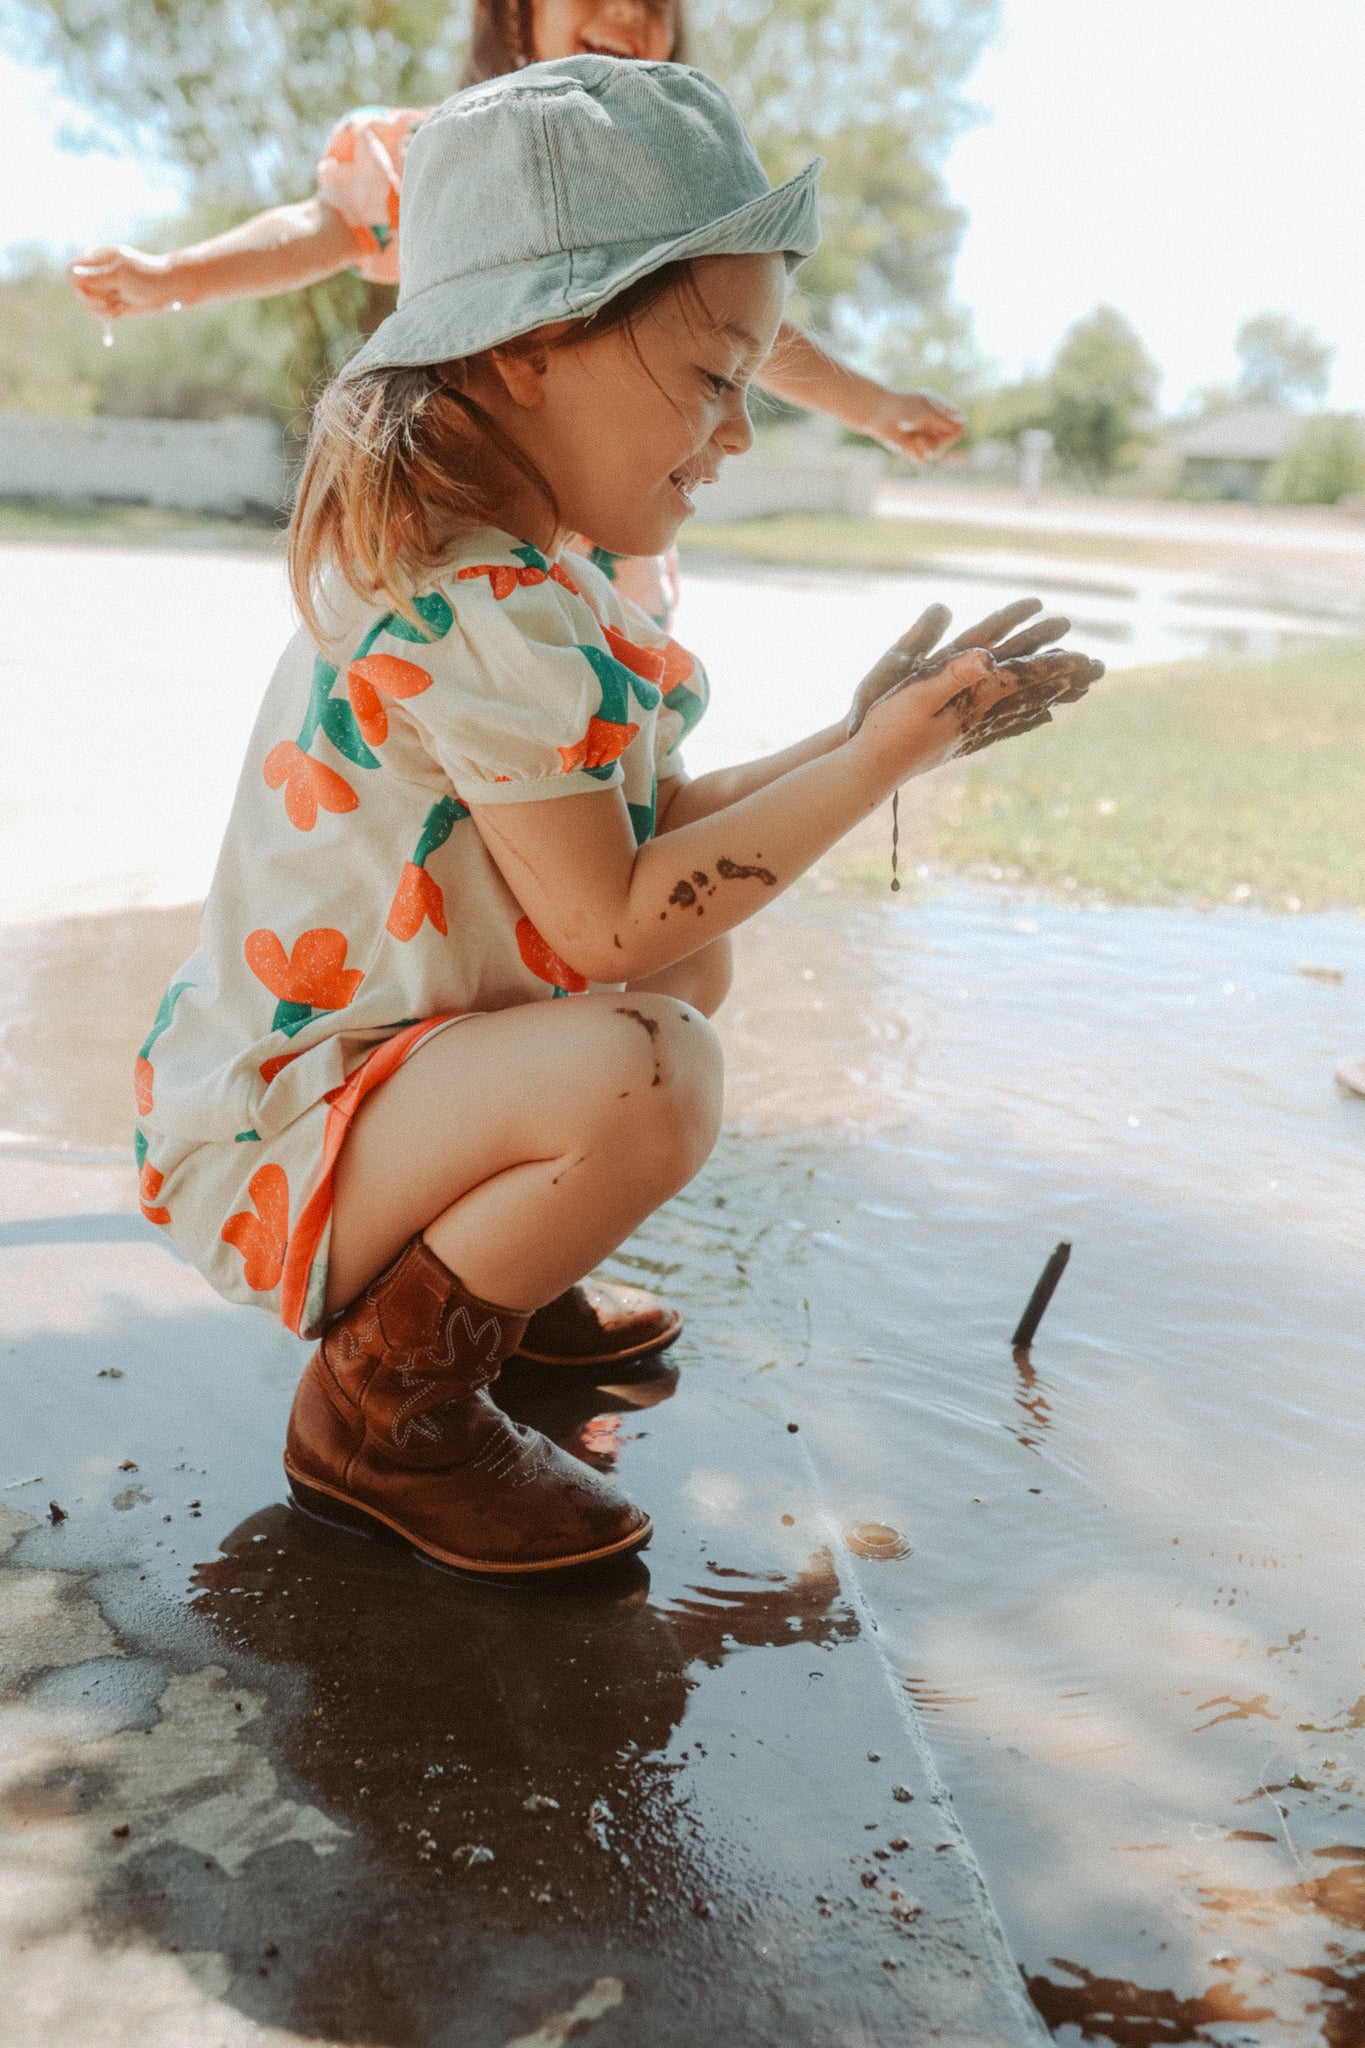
623, 881, 1365, 2042
2, 540, 1356, 922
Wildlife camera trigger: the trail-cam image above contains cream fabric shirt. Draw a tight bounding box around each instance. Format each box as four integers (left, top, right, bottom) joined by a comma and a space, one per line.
134, 531, 708, 1333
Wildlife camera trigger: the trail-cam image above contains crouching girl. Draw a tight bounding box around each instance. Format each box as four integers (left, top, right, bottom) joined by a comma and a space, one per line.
134, 57, 1101, 1573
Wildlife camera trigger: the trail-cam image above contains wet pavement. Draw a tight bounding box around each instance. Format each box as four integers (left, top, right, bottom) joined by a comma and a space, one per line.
0, 913, 1039, 2045
4, 873, 1365, 2043
4, 537, 1360, 923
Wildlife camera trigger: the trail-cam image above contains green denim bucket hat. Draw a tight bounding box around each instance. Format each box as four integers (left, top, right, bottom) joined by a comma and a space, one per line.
342, 55, 822, 379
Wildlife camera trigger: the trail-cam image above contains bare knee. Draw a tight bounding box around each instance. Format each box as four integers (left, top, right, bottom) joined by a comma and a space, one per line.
608, 995, 723, 1186
626, 935, 733, 1017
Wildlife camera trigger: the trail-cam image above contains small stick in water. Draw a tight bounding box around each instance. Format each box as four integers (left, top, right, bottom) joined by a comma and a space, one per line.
890, 789, 901, 892
1011, 1240, 1071, 1351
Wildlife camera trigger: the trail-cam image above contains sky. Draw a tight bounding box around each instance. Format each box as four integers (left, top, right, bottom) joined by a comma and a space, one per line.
3, 0, 1364, 413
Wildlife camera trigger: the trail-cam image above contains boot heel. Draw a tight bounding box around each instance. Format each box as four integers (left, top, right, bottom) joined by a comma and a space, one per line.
288, 1477, 388, 1543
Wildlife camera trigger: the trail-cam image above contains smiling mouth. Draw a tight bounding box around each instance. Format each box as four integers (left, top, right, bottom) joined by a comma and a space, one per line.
579, 35, 638, 57
669, 467, 716, 511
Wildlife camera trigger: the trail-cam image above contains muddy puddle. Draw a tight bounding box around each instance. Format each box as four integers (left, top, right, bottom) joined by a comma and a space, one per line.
632, 880, 1365, 2042
3, 876, 1364, 2041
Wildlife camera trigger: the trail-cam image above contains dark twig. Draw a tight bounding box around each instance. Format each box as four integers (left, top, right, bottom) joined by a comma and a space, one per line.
1011, 1241, 1072, 1351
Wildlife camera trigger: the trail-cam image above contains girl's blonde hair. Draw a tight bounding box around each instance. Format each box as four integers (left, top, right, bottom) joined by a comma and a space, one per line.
289, 261, 697, 640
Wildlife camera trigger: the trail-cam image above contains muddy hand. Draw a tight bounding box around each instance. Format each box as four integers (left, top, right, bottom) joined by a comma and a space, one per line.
848, 598, 1071, 738
942, 648, 1106, 759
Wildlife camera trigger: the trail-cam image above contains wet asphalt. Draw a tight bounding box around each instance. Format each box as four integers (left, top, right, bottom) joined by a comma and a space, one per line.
0, 905, 1041, 2046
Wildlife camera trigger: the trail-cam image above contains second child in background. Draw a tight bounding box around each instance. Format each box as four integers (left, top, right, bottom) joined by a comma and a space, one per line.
69, 0, 964, 622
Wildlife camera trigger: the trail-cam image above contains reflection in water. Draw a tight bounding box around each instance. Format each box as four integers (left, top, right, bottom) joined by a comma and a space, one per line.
1026, 1960, 1279, 2044
190, 1504, 855, 1910
702, 882, 1365, 2042
1010, 1347, 1053, 1446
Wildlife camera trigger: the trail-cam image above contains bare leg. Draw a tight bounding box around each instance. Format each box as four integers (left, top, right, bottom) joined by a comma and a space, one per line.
325, 990, 722, 1318
627, 933, 733, 1017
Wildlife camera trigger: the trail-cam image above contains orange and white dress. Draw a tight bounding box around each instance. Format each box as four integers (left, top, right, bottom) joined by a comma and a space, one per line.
316, 104, 680, 626
134, 531, 708, 1339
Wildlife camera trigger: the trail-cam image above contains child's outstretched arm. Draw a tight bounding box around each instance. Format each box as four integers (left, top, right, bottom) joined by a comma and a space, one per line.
472, 611, 1101, 986
68, 200, 357, 320
755, 322, 964, 461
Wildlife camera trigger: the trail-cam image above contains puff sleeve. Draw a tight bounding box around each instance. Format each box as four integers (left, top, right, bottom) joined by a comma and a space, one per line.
342, 555, 673, 809
315, 106, 429, 285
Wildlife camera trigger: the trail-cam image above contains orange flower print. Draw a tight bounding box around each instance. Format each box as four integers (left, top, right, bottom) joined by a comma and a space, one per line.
458, 563, 526, 600
388, 862, 447, 941
659, 638, 697, 692
221, 1163, 290, 1293
260, 1049, 305, 1085
603, 625, 666, 686
559, 715, 639, 774
139, 1158, 170, 1227
133, 979, 194, 1119
459, 543, 580, 602
245, 927, 365, 1011
345, 652, 434, 747
263, 741, 359, 832
515, 915, 589, 994
386, 797, 467, 943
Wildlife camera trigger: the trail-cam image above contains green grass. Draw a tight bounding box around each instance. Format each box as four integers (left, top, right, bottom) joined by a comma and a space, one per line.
933, 637, 1365, 909
0, 498, 285, 550
678, 511, 1256, 578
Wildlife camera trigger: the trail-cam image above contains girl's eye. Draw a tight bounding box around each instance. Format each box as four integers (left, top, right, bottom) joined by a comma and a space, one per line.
703, 371, 736, 397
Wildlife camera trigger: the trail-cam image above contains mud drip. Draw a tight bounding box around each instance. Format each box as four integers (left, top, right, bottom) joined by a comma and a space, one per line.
890, 792, 901, 894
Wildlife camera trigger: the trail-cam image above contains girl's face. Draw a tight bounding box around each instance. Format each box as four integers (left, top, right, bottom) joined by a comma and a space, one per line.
531, 0, 677, 63
479, 253, 787, 560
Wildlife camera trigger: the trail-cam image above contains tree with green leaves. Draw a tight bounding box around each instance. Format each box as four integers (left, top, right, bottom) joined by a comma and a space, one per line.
1044, 304, 1159, 485
1235, 312, 1334, 408
1266, 413, 1365, 506
10, 0, 998, 408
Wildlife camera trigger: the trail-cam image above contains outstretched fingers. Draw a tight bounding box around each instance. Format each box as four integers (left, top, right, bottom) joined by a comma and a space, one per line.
846, 604, 952, 736
941, 597, 1043, 654
943, 649, 1106, 758
992, 615, 1071, 662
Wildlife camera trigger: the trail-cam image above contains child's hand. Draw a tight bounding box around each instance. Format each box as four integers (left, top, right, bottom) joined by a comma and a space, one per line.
848, 600, 1104, 781
858, 387, 964, 461
68, 246, 177, 319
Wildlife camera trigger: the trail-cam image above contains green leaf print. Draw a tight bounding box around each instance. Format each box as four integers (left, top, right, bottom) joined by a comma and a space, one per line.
664, 675, 708, 740
134, 1128, 148, 1170
320, 694, 382, 770
298, 655, 339, 753
413, 795, 469, 867
587, 547, 620, 582
628, 789, 656, 846
271, 999, 316, 1038
575, 643, 664, 723
235, 1129, 261, 1142
379, 591, 454, 643
138, 979, 193, 1061
511, 543, 550, 574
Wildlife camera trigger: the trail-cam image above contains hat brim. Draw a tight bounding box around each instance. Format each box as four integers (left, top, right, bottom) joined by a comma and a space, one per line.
341, 156, 822, 381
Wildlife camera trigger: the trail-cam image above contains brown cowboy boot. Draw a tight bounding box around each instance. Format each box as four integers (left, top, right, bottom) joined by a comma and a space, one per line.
284, 1237, 651, 1574
514, 1277, 681, 1367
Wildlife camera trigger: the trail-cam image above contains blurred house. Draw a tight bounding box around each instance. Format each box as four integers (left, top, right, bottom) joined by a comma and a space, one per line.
1171, 403, 1301, 501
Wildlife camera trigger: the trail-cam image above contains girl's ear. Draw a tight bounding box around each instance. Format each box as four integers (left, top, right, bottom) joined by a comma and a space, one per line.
489, 345, 548, 410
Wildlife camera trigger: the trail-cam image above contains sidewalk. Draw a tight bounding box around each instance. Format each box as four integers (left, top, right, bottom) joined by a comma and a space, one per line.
878, 480, 1365, 558
0, 904, 1043, 2045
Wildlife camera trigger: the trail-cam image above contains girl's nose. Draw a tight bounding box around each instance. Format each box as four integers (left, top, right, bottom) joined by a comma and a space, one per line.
715, 393, 755, 459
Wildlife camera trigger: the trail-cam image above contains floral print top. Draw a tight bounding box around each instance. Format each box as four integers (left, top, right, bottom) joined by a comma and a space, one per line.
136, 532, 709, 1182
